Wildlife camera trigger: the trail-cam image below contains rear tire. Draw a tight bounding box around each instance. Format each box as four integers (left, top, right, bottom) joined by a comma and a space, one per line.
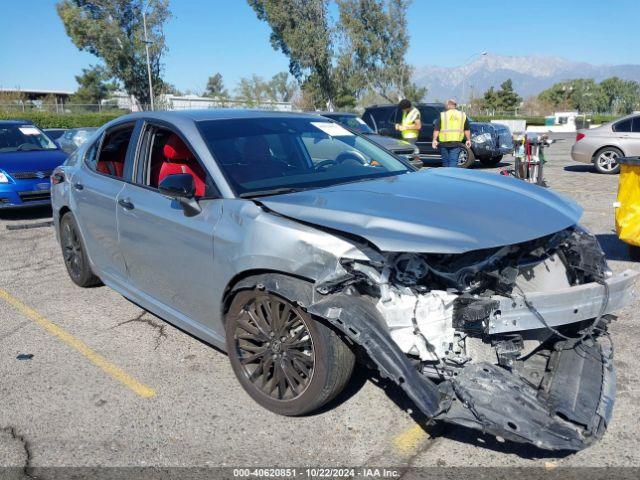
629, 244, 640, 262
457, 146, 475, 168
480, 155, 502, 167
59, 213, 101, 287
593, 147, 622, 174
226, 287, 355, 416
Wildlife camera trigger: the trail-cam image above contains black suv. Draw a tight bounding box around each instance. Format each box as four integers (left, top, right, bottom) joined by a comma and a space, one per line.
362, 103, 513, 168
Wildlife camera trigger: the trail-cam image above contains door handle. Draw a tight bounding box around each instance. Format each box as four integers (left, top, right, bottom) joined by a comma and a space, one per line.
118, 198, 135, 210
73, 182, 84, 191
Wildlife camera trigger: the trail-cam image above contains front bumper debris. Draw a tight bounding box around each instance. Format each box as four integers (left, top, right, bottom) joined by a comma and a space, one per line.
489, 270, 638, 334
441, 338, 615, 450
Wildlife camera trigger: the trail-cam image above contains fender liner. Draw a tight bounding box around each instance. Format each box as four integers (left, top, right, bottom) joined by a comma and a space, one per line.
229, 274, 449, 419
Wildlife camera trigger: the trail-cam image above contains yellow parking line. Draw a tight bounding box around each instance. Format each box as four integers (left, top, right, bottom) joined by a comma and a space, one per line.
0, 288, 156, 398
392, 424, 430, 456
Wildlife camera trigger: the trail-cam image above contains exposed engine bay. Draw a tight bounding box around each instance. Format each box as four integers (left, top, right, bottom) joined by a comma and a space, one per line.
309, 226, 638, 450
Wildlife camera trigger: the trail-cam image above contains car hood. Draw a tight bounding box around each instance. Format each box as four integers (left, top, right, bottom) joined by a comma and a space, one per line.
364, 133, 415, 151
0, 149, 68, 173
260, 169, 582, 253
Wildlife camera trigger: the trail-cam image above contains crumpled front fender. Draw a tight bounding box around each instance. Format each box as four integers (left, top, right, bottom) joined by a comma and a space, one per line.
229, 276, 615, 451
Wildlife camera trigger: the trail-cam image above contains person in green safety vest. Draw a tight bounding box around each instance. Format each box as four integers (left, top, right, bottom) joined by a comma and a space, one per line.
432, 99, 471, 168
394, 99, 422, 145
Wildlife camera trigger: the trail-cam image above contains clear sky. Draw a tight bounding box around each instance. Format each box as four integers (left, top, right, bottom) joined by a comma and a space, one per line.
1, 0, 638, 93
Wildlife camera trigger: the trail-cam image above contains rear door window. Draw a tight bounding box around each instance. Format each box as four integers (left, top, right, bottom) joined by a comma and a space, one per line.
614, 118, 633, 133
631, 116, 640, 133
86, 124, 135, 179
419, 107, 440, 126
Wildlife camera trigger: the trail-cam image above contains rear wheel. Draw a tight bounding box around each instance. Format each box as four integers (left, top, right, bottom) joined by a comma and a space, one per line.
480, 155, 502, 167
59, 213, 101, 287
593, 147, 622, 174
226, 288, 355, 416
457, 146, 475, 168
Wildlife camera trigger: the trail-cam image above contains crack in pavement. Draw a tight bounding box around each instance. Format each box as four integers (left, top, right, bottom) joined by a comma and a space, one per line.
1, 426, 34, 478
112, 311, 168, 350
0, 320, 31, 343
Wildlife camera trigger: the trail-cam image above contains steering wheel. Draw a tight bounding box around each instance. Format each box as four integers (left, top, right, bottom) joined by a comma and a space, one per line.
335, 150, 368, 166
17, 143, 36, 151
315, 159, 337, 170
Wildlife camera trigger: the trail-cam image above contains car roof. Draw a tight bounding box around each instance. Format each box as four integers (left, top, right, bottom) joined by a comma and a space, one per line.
113, 109, 327, 124
0, 120, 34, 126
364, 103, 445, 109
316, 111, 357, 116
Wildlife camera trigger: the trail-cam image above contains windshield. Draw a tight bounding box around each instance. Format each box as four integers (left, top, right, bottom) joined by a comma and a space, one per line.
198, 117, 410, 197
0, 125, 57, 153
323, 115, 374, 134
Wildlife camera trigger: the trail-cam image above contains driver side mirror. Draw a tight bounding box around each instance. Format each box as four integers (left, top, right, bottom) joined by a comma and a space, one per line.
158, 173, 202, 217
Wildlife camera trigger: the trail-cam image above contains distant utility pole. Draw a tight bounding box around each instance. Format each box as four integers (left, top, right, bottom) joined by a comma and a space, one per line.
461, 51, 487, 104
143, 0, 154, 111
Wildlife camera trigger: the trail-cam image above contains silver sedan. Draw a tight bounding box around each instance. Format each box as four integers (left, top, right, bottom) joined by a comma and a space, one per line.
51, 109, 636, 451
571, 113, 640, 174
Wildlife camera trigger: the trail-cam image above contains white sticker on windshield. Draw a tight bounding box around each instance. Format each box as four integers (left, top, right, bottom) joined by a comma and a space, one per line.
355, 118, 367, 125
19, 127, 40, 135
311, 122, 354, 137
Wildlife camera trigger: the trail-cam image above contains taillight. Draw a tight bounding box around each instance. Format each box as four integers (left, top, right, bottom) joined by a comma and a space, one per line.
51, 172, 65, 185
576, 132, 586, 142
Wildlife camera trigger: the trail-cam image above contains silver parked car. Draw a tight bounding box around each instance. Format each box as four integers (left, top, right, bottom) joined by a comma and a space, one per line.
52, 110, 637, 451
57, 127, 98, 154
571, 113, 640, 174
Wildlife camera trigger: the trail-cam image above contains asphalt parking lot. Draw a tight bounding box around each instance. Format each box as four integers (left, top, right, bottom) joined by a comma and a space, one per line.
1, 134, 639, 475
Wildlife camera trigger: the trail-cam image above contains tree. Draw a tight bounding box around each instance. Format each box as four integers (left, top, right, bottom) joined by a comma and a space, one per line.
72, 65, 117, 104
56, 0, 171, 107
336, 0, 424, 102
538, 79, 610, 113
205, 73, 228, 98
248, 0, 420, 109
266, 72, 297, 102
248, 0, 335, 106
236, 75, 269, 106
599, 77, 640, 114
494, 79, 521, 111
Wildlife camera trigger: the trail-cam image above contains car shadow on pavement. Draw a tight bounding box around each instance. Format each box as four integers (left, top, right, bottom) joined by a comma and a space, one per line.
0, 206, 53, 221
471, 161, 511, 170
563, 165, 597, 174
597, 233, 631, 261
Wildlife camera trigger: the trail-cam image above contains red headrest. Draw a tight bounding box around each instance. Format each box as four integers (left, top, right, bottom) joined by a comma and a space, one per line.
163, 134, 192, 161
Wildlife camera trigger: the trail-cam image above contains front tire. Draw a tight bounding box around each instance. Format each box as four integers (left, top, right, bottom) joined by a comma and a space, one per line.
457, 146, 475, 168
593, 147, 622, 174
59, 213, 101, 287
225, 288, 355, 416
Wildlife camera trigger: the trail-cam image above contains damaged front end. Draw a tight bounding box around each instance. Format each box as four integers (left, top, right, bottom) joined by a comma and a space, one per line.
310, 227, 637, 451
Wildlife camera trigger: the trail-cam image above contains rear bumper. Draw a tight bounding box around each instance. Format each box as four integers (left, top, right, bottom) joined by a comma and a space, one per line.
571, 142, 594, 164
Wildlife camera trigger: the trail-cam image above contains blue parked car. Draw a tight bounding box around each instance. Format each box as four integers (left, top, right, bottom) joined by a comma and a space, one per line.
0, 120, 68, 209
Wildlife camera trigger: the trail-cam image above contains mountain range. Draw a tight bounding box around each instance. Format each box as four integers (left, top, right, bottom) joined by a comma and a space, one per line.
413, 54, 640, 102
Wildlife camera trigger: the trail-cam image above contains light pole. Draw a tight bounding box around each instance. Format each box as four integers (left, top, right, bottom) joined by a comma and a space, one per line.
461, 51, 487, 107
142, 0, 154, 111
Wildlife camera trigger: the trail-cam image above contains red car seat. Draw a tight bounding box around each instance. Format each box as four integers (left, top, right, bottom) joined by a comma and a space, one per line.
158, 134, 206, 197
96, 142, 127, 177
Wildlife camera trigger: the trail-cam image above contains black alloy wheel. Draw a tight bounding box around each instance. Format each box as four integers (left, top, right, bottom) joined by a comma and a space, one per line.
234, 294, 315, 401
226, 287, 355, 416
59, 213, 101, 287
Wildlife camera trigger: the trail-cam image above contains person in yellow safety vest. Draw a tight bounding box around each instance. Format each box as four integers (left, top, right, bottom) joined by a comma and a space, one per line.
394, 99, 422, 145
432, 99, 471, 168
